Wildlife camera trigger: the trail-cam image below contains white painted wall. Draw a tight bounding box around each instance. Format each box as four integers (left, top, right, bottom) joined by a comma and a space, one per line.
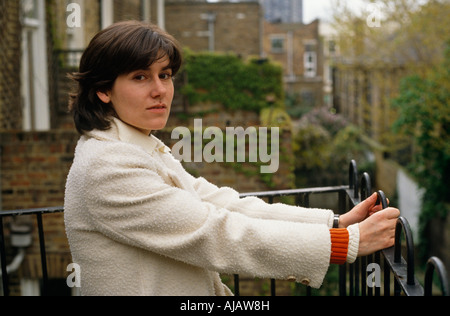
397, 169, 424, 239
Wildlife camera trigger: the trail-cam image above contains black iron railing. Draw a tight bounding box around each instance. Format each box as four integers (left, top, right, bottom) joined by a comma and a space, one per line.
0, 161, 448, 296
235, 160, 449, 296
0, 207, 63, 296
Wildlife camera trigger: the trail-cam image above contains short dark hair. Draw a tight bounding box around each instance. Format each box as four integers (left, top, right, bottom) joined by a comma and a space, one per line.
69, 21, 183, 134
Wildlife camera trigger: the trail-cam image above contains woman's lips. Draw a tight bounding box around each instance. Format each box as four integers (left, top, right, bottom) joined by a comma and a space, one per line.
147, 105, 167, 113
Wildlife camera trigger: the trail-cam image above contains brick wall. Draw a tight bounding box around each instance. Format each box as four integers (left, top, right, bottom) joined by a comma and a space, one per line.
0, 131, 79, 210
114, 0, 142, 22
165, 1, 262, 58
0, 130, 80, 285
0, 0, 22, 130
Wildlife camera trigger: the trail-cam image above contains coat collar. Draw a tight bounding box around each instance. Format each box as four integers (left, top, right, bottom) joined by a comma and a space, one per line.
86, 117, 170, 155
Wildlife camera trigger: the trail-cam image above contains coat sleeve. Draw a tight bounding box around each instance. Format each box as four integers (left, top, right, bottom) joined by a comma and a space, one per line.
83, 142, 333, 288
181, 165, 335, 227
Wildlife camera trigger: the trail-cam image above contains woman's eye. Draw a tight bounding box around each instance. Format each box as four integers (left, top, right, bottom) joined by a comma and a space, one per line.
160, 73, 173, 80
134, 75, 146, 81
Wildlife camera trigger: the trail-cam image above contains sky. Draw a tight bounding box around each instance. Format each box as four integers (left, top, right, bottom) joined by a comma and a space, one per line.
303, 0, 367, 23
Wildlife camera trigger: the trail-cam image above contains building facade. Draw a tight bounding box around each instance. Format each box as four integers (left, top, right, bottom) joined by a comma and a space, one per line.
166, 0, 262, 58
263, 19, 324, 108
0, 0, 22, 130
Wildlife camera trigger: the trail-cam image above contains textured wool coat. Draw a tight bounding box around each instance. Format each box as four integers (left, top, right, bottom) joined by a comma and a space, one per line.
64, 118, 359, 296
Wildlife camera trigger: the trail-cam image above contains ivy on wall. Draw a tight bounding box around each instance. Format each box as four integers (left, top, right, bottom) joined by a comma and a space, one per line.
180, 49, 285, 113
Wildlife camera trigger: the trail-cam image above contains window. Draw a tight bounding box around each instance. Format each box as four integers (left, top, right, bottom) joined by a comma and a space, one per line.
22, 0, 39, 20
304, 43, 317, 78
21, 0, 50, 131
329, 40, 336, 54
304, 51, 317, 78
301, 90, 315, 108
270, 35, 285, 53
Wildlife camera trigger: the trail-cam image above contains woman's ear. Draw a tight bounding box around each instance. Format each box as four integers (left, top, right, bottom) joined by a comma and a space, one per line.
97, 90, 111, 104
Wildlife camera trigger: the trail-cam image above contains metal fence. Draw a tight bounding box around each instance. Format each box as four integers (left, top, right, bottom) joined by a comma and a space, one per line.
1, 161, 448, 296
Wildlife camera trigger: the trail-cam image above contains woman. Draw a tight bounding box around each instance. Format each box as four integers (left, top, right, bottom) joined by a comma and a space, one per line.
64, 21, 400, 296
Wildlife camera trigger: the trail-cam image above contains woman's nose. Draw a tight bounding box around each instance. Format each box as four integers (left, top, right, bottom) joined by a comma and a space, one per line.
150, 78, 167, 99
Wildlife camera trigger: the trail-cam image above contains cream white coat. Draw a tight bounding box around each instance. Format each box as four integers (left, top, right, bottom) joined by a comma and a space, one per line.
64, 118, 359, 296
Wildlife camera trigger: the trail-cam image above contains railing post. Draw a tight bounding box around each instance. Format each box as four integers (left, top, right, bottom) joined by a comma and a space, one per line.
349, 160, 358, 198
360, 173, 374, 296
355, 259, 362, 296
339, 265, 346, 296
376, 190, 388, 209
233, 274, 240, 296
394, 217, 415, 286
384, 257, 390, 296
36, 213, 49, 296
360, 172, 372, 200
0, 215, 10, 296
268, 195, 276, 297
425, 257, 449, 296
338, 190, 347, 296
374, 251, 381, 296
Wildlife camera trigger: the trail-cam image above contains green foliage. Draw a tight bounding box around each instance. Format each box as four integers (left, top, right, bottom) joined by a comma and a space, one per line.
181, 50, 284, 112
392, 41, 450, 257
293, 122, 331, 171
300, 107, 349, 137
332, 125, 374, 170
285, 92, 314, 119
260, 107, 292, 130
293, 108, 373, 188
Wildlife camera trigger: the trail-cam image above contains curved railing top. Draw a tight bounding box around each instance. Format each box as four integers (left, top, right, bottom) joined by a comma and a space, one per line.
348, 159, 449, 296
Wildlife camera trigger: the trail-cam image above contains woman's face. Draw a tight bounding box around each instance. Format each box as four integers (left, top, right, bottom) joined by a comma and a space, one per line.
97, 56, 174, 135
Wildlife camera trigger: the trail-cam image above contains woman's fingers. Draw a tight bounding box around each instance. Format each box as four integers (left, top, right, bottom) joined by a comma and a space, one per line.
358, 207, 400, 257
369, 197, 391, 215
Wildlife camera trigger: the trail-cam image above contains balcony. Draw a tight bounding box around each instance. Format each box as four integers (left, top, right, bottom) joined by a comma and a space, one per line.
1, 161, 448, 296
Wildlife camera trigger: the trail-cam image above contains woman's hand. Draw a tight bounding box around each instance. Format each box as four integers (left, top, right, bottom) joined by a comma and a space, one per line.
337, 192, 400, 257
357, 207, 400, 256
339, 192, 387, 228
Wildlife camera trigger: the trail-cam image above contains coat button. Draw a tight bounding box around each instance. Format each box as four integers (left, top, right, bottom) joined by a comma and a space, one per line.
300, 278, 311, 286
287, 276, 296, 282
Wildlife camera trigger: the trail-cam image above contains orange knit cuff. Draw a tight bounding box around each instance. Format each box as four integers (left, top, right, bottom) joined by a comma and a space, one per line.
330, 228, 349, 265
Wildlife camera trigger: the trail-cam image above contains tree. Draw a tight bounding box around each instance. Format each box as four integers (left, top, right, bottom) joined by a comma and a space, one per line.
332, 0, 450, 72
293, 109, 372, 188
392, 41, 450, 257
